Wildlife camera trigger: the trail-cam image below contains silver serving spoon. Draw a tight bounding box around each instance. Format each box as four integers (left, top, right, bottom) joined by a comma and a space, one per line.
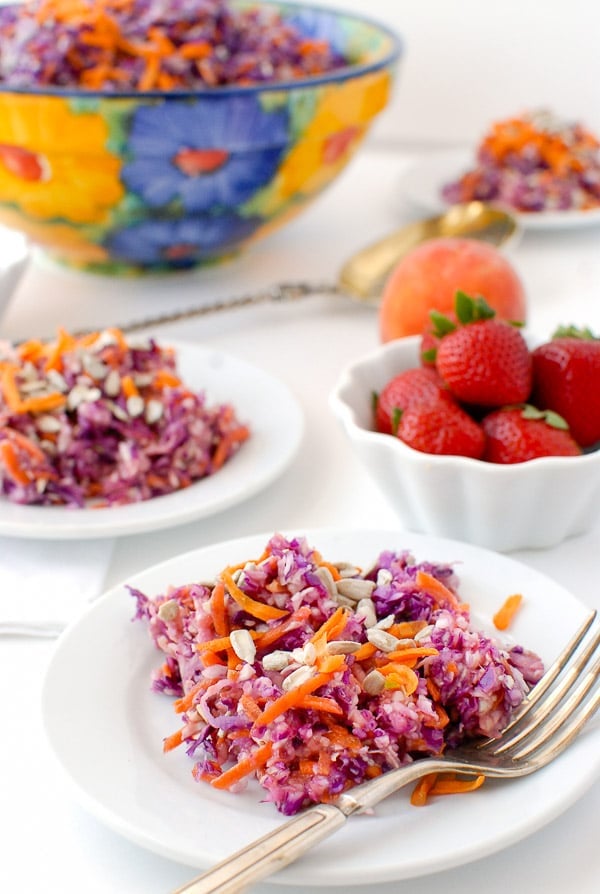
119, 202, 520, 333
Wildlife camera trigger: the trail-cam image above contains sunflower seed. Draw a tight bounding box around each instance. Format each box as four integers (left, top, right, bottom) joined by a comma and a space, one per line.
46, 369, 68, 392
107, 400, 128, 422
334, 562, 362, 579
126, 395, 145, 418
82, 355, 109, 379
376, 569, 393, 587
158, 599, 180, 622
355, 598, 377, 629
67, 384, 101, 410
335, 578, 376, 602
375, 614, 395, 630
36, 415, 62, 433
282, 664, 316, 691
229, 629, 256, 664
262, 651, 292, 672
144, 399, 164, 425
363, 669, 386, 695
326, 640, 361, 655
366, 628, 401, 652
315, 565, 337, 598
104, 369, 121, 397
414, 625, 434, 643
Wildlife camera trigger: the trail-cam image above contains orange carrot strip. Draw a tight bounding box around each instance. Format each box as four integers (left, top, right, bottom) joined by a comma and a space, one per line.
239, 693, 262, 722
302, 695, 343, 716
1, 365, 23, 413
415, 570, 462, 610
254, 607, 312, 650
410, 773, 438, 806
173, 678, 211, 714
493, 593, 523, 631
384, 647, 439, 663
254, 672, 333, 727
353, 642, 377, 662
153, 369, 182, 389
163, 728, 184, 752
211, 742, 273, 790
221, 568, 288, 622
3, 428, 46, 462
381, 665, 419, 695
429, 774, 486, 796
0, 441, 30, 485
310, 606, 349, 647
19, 392, 66, 414
212, 425, 250, 471
210, 581, 228, 637
44, 327, 75, 372
121, 374, 139, 399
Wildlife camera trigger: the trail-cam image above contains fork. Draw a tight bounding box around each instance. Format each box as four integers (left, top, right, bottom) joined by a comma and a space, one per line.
173, 610, 600, 894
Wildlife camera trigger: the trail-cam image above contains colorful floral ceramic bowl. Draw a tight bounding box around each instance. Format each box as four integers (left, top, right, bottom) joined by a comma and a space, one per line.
0, 3, 401, 273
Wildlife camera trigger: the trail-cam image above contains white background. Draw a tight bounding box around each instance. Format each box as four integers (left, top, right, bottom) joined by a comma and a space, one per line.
321, 0, 600, 147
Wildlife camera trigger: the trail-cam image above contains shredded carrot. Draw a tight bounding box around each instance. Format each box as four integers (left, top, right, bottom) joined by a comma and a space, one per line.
310, 606, 349, 648
1, 365, 23, 413
493, 593, 523, 631
254, 607, 312, 650
428, 773, 486, 797
210, 581, 228, 637
239, 693, 262, 722
0, 441, 30, 486
163, 728, 184, 752
384, 646, 439, 664
19, 391, 66, 414
211, 425, 250, 471
211, 742, 274, 790
120, 374, 139, 399
415, 570, 463, 609
410, 773, 438, 807
381, 665, 419, 695
302, 695, 344, 716
220, 568, 288, 623
253, 672, 334, 727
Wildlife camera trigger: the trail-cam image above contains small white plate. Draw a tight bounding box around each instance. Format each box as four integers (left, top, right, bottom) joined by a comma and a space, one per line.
42, 528, 600, 886
398, 149, 600, 230
0, 344, 303, 539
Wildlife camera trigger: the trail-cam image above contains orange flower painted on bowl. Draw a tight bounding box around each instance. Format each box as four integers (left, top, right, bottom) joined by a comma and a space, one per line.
273, 68, 392, 202
0, 206, 110, 263
0, 95, 124, 224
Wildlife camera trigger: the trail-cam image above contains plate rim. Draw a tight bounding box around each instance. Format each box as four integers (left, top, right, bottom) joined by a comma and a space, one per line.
41, 526, 600, 885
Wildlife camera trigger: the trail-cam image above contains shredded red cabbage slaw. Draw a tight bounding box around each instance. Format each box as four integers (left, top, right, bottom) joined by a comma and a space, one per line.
133, 533, 544, 815
0, 327, 249, 506
0, 0, 347, 91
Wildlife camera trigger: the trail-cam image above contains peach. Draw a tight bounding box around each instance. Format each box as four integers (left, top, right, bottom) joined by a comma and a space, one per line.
379, 237, 527, 342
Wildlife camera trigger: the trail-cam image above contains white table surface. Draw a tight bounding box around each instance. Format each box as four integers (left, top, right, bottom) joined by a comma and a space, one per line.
2, 143, 600, 894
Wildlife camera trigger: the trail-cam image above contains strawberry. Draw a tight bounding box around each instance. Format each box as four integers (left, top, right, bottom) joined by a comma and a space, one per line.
531, 326, 600, 447
375, 366, 447, 434
431, 292, 532, 406
481, 405, 581, 463
396, 398, 485, 458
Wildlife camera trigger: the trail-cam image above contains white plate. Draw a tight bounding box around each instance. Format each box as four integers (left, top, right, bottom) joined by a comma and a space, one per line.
398, 149, 600, 230
0, 344, 303, 539
42, 528, 600, 886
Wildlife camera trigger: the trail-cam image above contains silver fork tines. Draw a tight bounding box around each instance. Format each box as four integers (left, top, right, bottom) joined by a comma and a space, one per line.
172, 610, 600, 894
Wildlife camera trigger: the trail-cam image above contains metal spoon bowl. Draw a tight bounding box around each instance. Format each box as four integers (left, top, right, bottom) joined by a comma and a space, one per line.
338, 200, 520, 302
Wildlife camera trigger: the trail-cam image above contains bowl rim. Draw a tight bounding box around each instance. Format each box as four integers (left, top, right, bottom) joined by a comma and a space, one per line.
0, 0, 404, 100
330, 334, 600, 473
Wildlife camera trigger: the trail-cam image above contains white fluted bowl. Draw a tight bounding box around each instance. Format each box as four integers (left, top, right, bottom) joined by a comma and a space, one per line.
330, 336, 600, 552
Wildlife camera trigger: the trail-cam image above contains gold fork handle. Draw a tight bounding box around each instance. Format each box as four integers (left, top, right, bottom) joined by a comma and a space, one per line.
171, 804, 346, 894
